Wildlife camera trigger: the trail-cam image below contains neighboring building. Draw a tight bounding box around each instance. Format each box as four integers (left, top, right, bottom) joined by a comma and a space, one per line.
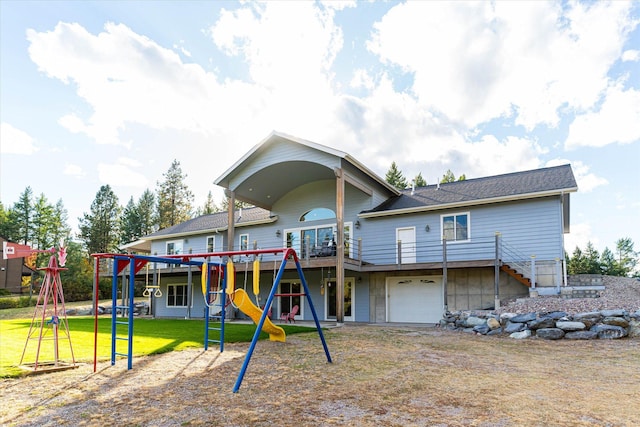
134, 132, 577, 323
0, 236, 35, 294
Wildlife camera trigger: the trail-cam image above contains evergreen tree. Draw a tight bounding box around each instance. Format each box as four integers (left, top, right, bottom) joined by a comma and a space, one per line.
200, 190, 218, 215
32, 193, 55, 265
567, 246, 586, 274
583, 242, 601, 274
600, 247, 624, 276
137, 189, 157, 236
78, 185, 122, 254
615, 237, 638, 277
10, 186, 33, 244
385, 161, 408, 189
156, 160, 194, 229
0, 201, 15, 238
413, 173, 427, 187
440, 170, 466, 183
51, 199, 71, 247
120, 197, 140, 244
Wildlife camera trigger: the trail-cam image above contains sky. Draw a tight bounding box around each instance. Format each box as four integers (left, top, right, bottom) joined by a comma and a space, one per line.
1, 0, 639, 255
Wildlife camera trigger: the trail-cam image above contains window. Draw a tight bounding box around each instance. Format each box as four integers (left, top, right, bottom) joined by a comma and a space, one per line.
239, 234, 249, 251
441, 212, 470, 242
285, 223, 353, 258
206, 236, 215, 253
167, 284, 188, 307
300, 208, 336, 222
166, 240, 183, 255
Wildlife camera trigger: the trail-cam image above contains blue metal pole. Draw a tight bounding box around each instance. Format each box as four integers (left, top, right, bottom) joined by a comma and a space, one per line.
233, 257, 288, 392
127, 258, 135, 370
220, 267, 226, 353
110, 259, 118, 366
294, 258, 332, 363
204, 263, 209, 351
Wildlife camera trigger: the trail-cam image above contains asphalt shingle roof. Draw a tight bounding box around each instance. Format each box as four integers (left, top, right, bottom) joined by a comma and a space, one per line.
365, 164, 577, 213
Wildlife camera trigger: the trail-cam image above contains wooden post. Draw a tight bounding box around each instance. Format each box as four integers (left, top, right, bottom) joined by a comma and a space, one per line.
227, 190, 235, 252
335, 167, 345, 324
442, 238, 448, 313
494, 232, 501, 309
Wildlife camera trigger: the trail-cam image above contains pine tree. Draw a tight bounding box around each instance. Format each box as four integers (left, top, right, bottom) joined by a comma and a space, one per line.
200, 190, 218, 215
120, 197, 140, 244
137, 189, 157, 236
413, 173, 427, 187
440, 169, 456, 183
385, 161, 408, 189
615, 237, 638, 277
78, 185, 122, 254
156, 160, 194, 229
10, 186, 33, 244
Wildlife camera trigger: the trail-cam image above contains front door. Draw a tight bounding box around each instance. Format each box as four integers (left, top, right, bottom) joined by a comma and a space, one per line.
324, 277, 354, 321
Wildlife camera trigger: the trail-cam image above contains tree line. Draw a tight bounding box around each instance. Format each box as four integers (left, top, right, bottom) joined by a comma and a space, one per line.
566, 239, 638, 278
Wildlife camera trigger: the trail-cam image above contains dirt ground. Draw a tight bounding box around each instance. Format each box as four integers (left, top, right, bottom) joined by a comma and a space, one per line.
1, 324, 639, 427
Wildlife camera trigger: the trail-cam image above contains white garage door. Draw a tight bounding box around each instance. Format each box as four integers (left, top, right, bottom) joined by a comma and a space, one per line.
387, 276, 443, 323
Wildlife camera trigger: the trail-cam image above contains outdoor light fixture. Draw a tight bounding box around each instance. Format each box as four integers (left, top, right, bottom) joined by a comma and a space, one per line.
355, 220, 361, 229
276, 230, 281, 238
425, 224, 430, 232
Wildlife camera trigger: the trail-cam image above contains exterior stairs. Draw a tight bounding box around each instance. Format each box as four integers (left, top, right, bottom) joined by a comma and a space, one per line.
501, 264, 532, 287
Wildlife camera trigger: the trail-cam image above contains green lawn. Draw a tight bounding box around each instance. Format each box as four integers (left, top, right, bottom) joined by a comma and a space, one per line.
0, 316, 313, 378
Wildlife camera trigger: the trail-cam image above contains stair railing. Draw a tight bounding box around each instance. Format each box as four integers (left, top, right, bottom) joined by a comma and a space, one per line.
497, 233, 536, 288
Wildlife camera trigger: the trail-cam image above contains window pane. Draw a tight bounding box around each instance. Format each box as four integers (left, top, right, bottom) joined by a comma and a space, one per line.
456, 215, 468, 240
207, 237, 214, 252
443, 216, 454, 241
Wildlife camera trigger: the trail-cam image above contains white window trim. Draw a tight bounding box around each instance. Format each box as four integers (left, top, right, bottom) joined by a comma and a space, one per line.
166, 283, 188, 308
206, 235, 216, 253
440, 211, 471, 243
166, 239, 184, 255
239, 233, 249, 251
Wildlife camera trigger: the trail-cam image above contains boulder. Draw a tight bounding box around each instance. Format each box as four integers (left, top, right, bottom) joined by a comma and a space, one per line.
573, 311, 603, 328
487, 327, 503, 336
602, 316, 629, 328
564, 330, 599, 340
465, 316, 487, 327
510, 330, 531, 339
590, 324, 628, 339
509, 312, 537, 323
600, 309, 627, 318
528, 317, 556, 330
473, 324, 491, 335
486, 317, 501, 330
536, 328, 565, 340
628, 319, 640, 338
543, 311, 568, 320
556, 321, 586, 331
504, 321, 525, 333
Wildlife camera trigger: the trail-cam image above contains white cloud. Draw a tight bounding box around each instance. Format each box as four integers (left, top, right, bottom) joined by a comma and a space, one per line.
0, 123, 38, 155
566, 83, 640, 149
366, 1, 637, 129
547, 158, 607, 192
564, 222, 597, 253
97, 159, 148, 188
622, 49, 639, 61
63, 163, 85, 177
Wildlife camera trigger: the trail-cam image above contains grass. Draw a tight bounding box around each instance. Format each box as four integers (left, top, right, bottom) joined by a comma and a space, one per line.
0, 315, 314, 378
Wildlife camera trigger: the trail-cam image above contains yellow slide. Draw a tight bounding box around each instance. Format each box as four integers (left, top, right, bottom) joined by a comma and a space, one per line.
233, 289, 286, 342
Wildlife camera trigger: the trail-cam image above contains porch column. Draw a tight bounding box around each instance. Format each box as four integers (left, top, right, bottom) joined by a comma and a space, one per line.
226, 190, 235, 251
335, 167, 345, 324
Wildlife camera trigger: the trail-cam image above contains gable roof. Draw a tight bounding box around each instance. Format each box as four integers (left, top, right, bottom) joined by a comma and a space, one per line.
362, 164, 577, 217
144, 206, 274, 240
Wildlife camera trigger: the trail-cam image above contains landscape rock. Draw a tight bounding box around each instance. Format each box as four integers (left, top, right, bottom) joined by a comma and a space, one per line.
504, 321, 525, 333
602, 316, 629, 328
486, 317, 501, 330
590, 324, 628, 339
600, 309, 627, 317
564, 330, 599, 340
556, 321, 586, 331
509, 312, 536, 323
510, 330, 531, 339
628, 320, 640, 338
536, 328, 565, 340
528, 317, 556, 330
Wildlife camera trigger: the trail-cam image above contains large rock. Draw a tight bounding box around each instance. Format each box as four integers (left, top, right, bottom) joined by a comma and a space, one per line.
509, 312, 537, 323
465, 316, 487, 327
556, 321, 586, 331
602, 316, 629, 328
486, 317, 501, 330
564, 330, 599, 340
504, 321, 525, 333
628, 319, 640, 338
600, 309, 627, 318
510, 330, 532, 339
573, 312, 603, 328
536, 328, 565, 340
473, 324, 491, 335
590, 324, 628, 339
543, 311, 568, 320
528, 317, 556, 330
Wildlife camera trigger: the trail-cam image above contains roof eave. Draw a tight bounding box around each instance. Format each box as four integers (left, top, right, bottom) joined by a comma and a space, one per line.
144, 216, 278, 241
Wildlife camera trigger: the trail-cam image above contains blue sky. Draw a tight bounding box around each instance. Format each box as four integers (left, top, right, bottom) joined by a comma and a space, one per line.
1, 0, 639, 255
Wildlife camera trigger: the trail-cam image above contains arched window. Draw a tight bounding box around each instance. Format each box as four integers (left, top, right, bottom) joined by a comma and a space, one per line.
300, 208, 335, 222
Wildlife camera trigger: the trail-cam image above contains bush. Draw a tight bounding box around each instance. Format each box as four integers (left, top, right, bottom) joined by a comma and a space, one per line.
0, 296, 35, 309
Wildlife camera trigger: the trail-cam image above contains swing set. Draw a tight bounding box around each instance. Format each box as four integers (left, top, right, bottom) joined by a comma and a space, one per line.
92, 247, 332, 392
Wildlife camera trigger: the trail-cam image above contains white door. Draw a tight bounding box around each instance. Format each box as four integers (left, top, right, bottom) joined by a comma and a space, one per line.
396, 227, 416, 264
387, 276, 443, 323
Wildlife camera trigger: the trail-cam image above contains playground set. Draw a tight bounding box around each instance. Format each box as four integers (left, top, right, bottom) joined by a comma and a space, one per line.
2, 241, 78, 374
91, 247, 332, 392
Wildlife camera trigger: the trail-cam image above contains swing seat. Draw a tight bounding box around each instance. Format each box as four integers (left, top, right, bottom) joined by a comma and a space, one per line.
280, 305, 299, 323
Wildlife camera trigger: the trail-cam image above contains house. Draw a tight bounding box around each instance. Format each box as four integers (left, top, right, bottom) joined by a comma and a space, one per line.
0, 236, 36, 294
136, 131, 577, 324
